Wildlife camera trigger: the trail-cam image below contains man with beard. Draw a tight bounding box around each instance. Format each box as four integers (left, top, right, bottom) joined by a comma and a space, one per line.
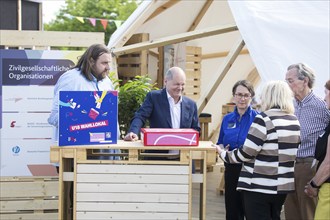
48, 44, 119, 159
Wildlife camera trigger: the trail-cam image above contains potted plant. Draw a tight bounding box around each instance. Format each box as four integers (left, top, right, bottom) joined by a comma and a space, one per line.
110, 74, 158, 139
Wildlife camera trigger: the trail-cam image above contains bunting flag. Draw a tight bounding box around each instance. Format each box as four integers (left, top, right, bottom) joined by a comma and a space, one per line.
76, 16, 85, 23
89, 18, 96, 26
64, 14, 123, 31
114, 20, 122, 29
100, 19, 108, 30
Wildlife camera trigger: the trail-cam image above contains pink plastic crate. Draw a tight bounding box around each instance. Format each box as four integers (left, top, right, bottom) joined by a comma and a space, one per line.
141, 128, 199, 146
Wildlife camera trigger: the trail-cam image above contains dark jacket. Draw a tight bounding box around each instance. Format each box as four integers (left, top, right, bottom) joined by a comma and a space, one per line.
129, 88, 200, 135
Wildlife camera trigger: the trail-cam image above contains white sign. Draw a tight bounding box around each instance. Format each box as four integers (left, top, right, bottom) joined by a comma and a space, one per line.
0, 49, 83, 176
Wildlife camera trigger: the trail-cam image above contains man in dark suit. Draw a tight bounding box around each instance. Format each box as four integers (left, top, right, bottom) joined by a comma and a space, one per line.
124, 67, 200, 149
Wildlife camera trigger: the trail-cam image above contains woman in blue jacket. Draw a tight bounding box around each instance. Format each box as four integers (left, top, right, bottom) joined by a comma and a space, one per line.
216, 80, 258, 220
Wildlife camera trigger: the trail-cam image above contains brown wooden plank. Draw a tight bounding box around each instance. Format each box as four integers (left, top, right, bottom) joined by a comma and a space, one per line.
184, 87, 200, 93
77, 211, 188, 220
186, 46, 202, 54
185, 78, 201, 82
0, 181, 58, 198
77, 192, 188, 203
184, 94, 200, 101
186, 63, 201, 69
0, 200, 58, 211
50, 147, 59, 163
113, 24, 238, 56
0, 213, 58, 220
0, 30, 104, 48
117, 56, 142, 64
185, 70, 201, 78
126, 33, 149, 45
186, 56, 202, 62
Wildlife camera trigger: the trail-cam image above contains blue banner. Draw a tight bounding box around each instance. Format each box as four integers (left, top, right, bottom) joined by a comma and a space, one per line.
59, 91, 118, 146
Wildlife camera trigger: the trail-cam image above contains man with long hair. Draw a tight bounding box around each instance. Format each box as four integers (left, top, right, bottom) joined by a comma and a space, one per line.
48, 44, 119, 159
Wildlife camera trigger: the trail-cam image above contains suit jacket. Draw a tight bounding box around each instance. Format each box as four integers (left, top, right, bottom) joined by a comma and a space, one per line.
129, 88, 201, 135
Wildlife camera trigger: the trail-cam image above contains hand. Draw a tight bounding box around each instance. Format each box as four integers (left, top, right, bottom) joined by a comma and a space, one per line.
304, 183, 318, 198
215, 145, 224, 155
124, 132, 138, 141
212, 144, 229, 155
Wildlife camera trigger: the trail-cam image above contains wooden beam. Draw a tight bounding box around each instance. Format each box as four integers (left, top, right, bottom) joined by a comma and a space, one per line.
149, 50, 159, 59
188, 0, 213, 31
202, 49, 249, 60
17, 0, 22, 31
145, 0, 180, 23
38, 2, 43, 30
110, 52, 119, 80
112, 24, 238, 56
197, 37, 245, 115
0, 30, 105, 48
157, 47, 165, 88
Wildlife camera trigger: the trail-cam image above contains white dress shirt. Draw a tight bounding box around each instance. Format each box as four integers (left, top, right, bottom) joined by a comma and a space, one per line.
167, 91, 182, 154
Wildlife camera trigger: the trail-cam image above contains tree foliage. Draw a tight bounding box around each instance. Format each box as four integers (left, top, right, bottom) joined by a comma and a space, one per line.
44, 0, 139, 44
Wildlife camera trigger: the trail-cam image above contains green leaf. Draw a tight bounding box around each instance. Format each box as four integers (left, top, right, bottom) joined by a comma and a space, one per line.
117, 75, 159, 138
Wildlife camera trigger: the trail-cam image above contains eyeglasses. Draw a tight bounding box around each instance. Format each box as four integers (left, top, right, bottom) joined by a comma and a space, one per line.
234, 93, 251, 99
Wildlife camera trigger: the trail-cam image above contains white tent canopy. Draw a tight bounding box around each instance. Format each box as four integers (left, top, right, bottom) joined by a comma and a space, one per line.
229, 1, 329, 97
108, 0, 329, 141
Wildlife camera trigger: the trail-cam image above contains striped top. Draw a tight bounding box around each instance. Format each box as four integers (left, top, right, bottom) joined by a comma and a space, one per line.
294, 91, 330, 158
220, 109, 301, 194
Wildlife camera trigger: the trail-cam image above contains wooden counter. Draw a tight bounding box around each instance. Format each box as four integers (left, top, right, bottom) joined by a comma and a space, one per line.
50, 140, 216, 220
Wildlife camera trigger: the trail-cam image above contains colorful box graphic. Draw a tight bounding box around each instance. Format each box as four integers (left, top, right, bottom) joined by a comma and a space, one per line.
141, 128, 199, 146
59, 91, 118, 146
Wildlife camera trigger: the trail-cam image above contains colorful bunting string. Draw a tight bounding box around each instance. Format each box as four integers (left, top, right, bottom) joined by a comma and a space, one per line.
64, 14, 123, 30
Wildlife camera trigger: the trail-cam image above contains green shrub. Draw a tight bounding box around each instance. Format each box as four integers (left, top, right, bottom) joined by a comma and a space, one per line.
110, 73, 158, 138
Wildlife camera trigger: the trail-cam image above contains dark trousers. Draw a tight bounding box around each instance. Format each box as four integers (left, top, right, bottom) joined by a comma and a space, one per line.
224, 163, 244, 220
242, 190, 286, 220
284, 159, 317, 220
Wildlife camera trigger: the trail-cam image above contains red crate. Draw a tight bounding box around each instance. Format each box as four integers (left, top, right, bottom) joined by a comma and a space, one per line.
141, 128, 199, 146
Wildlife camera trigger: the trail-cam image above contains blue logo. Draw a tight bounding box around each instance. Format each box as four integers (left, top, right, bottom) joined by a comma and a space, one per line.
12, 146, 20, 154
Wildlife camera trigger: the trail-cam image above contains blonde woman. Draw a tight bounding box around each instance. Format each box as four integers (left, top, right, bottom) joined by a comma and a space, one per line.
215, 81, 301, 220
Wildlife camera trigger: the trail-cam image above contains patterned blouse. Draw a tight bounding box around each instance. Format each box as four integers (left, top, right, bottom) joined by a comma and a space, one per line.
220, 109, 301, 194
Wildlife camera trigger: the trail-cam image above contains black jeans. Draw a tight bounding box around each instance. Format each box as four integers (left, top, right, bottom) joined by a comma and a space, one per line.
224, 163, 244, 220
242, 190, 286, 220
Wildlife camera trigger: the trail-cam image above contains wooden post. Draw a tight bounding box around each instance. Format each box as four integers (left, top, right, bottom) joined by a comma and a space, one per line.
110, 48, 119, 80
157, 46, 164, 88
17, 0, 22, 31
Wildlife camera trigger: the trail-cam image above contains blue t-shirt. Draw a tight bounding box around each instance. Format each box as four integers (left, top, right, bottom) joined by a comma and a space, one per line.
217, 106, 258, 151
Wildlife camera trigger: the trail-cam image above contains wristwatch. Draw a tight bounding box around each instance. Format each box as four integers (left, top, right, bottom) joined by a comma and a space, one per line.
310, 180, 320, 189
